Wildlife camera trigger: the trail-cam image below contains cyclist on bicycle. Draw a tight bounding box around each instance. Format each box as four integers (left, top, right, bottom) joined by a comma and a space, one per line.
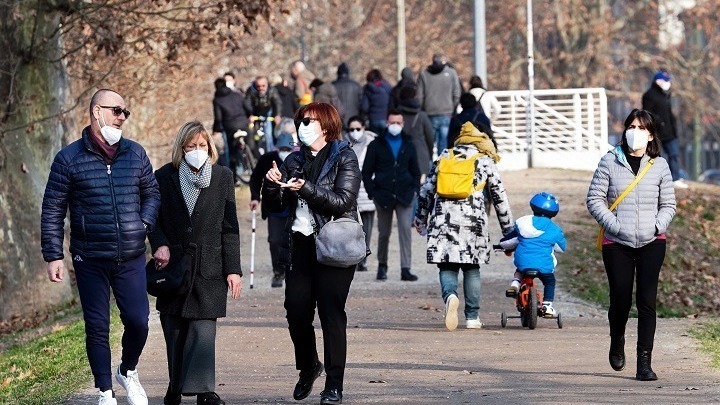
246, 75, 283, 153
499, 192, 566, 316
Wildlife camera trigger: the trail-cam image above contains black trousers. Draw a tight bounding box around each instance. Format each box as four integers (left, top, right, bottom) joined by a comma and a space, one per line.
267, 215, 290, 276
602, 241, 666, 351
285, 233, 356, 392
160, 313, 217, 395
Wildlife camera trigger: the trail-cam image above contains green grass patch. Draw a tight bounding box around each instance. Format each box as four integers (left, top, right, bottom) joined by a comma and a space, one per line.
689, 322, 720, 368
0, 309, 121, 404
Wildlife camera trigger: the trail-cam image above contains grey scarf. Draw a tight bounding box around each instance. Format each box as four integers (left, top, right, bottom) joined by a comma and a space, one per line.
179, 159, 212, 216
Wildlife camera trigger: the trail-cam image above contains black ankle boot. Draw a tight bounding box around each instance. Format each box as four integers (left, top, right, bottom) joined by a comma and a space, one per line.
400, 267, 418, 281
609, 335, 625, 371
636, 349, 658, 381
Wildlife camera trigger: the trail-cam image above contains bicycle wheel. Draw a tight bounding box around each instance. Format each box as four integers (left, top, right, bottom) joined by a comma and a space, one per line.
237, 148, 256, 184
501, 312, 507, 328
528, 286, 538, 330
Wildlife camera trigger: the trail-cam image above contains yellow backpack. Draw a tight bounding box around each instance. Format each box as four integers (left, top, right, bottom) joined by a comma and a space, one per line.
436, 150, 485, 199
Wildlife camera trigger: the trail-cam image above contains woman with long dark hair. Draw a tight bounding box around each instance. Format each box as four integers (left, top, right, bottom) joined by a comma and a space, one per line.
586, 109, 676, 381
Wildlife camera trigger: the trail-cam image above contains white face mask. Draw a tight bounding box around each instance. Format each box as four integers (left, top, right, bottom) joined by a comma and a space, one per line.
185, 149, 209, 169
657, 79, 671, 92
97, 112, 122, 145
625, 128, 651, 152
278, 151, 291, 161
298, 122, 320, 146
226, 81, 234, 89
348, 128, 364, 141
387, 124, 403, 136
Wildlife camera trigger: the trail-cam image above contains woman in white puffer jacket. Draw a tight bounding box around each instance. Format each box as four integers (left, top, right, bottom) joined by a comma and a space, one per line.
586, 108, 676, 382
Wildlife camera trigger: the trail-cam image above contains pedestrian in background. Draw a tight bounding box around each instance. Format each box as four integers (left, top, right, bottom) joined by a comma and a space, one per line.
362, 110, 421, 282
414, 122, 514, 331
344, 116, 377, 272
641, 70, 687, 189
416, 53, 461, 152
149, 121, 242, 405
212, 77, 253, 184
389, 67, 416, 112
249, 133, 295, 287
361, 68, 393, 136
587, 108, 676, 381
263, 102, 361, 405
333, 62, 362, 125
398, 86, 434, 181
41, 89, 160, 405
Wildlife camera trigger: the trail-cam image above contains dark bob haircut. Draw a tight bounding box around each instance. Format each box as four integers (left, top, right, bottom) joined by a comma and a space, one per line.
621, 108, 662, 158
296, 102, 343, 142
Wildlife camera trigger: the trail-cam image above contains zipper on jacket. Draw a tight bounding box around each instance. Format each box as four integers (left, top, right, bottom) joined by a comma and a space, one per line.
107, 164, 122, 260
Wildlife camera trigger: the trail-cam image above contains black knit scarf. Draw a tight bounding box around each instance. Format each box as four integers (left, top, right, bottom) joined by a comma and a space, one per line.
302, 142, 332, 183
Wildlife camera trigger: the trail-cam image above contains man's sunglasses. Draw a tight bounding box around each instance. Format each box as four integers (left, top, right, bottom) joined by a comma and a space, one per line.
295, 117, 318, 127
99, 105, 131, 118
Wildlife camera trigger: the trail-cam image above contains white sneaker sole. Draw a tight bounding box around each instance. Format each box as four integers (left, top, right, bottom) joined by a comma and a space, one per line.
445, 295, 459, 331
466, 322, 483, 329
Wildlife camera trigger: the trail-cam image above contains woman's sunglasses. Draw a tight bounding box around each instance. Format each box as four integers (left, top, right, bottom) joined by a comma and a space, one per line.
348, 128, 363, 132
99, 105, 131, 118
295, 117, 318, 127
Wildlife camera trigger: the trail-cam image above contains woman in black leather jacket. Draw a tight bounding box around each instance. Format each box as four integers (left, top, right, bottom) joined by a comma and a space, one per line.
263, 102, 361, 405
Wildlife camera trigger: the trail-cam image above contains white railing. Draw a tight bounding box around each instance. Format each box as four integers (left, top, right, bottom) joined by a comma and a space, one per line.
487, 88, 610, 171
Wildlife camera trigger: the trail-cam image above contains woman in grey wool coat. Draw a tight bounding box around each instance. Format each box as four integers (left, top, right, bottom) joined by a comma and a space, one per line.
149, 121, 242, 405
586, 109, 675, 382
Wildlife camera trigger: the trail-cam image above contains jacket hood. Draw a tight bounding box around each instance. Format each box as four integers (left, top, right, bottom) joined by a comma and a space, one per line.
426, 62, 446, 75
517, 215, 551, 239
337, 62, 350, 78
399, 67, 415, 83
365, 80, 390, 93
215, 86, 232, 98
398, 98, 421, 114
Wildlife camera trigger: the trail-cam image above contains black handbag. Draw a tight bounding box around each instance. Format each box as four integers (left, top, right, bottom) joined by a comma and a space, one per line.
146, 243, 197, 297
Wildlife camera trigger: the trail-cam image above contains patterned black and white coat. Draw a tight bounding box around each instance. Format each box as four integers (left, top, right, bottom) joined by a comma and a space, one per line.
415, 144, 514, 265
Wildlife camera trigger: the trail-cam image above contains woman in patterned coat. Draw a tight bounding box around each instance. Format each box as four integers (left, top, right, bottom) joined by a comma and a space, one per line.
414, 122, 514, 330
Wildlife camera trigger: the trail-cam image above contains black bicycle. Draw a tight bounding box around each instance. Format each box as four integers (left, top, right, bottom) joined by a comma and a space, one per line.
232, 129, 256, 185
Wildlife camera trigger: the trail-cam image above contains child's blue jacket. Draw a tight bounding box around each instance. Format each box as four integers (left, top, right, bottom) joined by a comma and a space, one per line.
499, 215, 566, 273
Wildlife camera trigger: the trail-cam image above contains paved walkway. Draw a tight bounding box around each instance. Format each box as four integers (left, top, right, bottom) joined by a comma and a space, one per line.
69, 169, 720, 404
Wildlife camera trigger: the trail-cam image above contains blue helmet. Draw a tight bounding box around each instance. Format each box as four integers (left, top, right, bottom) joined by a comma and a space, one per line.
530, 192, 559, 218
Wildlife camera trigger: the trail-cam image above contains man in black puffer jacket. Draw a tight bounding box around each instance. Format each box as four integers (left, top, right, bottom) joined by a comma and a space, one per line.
41, 89, 160, 404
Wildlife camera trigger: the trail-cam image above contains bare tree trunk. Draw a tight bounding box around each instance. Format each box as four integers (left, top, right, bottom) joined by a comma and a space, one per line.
0, 3, 74, 321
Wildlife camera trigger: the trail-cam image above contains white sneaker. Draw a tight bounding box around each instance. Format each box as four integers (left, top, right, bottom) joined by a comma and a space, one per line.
444, 294, 459, 331
674, 179, 689, 189
115, 367, 148, 405
466, 318, 483, 329
98, 389, 117, 405
542, 301, 557, 317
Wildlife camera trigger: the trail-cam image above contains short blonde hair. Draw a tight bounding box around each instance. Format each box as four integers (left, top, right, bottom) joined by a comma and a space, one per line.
171, 121, 219, 168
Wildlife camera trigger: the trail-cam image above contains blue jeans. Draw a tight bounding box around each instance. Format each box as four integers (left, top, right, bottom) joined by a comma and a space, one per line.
429, 114, 451, 152
535, 272, 556, 302
264, 114, 275, 152
73, 254, 150, 389
218, 131, 230, 167
662, 138, 681, 181
438, 263, 481, 319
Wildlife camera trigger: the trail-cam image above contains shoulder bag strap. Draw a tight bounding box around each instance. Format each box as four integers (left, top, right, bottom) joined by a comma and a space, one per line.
596, 159, 655, 250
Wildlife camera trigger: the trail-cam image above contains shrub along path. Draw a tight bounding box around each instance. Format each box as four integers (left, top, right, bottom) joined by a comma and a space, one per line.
68, 169, 720, 404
